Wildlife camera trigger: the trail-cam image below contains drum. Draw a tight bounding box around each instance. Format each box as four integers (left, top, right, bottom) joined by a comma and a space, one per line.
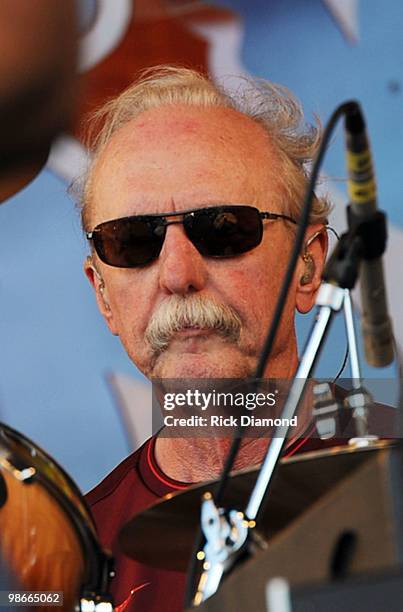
0, 423, 114, 611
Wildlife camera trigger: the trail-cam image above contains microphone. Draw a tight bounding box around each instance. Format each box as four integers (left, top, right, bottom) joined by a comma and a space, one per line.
344, 102, 394, 367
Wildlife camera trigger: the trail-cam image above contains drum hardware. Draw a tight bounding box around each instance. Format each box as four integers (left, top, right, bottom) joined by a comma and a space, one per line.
312, 288, 379, 445
312, 382, 342, 440
185, 442, 403, 611
345, 387, 379, 447
80, 594, 114, 611
0, 452, 36, 482
192, 493, 250, 605
312, 381, 379, 447
265, 578, 291, 612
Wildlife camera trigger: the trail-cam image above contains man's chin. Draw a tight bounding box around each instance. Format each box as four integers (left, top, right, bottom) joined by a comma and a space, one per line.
151, 351, 253, 380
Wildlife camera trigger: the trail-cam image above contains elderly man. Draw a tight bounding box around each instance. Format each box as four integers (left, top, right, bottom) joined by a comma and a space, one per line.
82, 66, 328, 611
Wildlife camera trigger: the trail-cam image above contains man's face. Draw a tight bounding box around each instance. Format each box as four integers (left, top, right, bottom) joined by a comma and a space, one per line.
85, 105, 326, 379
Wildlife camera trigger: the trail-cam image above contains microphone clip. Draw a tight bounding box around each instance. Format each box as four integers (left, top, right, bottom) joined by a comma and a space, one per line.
323, 207, 387, 290
346, 206, 387, 261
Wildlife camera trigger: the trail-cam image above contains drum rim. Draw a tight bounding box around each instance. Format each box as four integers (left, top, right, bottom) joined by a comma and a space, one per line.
0, 422, 111, 595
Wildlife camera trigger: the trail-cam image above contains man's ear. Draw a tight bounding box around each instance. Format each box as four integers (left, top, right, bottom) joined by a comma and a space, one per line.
84, 256, 118, 335
295, 226, 328, 314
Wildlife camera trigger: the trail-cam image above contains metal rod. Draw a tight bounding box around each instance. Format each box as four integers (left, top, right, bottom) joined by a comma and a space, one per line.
246, 303, 334, 520
266, 578, 292, 612
193, 284, 345, 605
343, 289, 362, 386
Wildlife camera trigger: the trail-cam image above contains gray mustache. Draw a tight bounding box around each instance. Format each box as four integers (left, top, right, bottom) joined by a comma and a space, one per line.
145, 295, 242, 352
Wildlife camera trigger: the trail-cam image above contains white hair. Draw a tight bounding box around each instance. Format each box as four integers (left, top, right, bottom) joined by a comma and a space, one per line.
76, 65, 331, 230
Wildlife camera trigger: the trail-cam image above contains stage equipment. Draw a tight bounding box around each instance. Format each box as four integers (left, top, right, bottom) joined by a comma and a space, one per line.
119, 442, 394, 572
344, 106, 394, 366
119, 441, 403, 611
179, 101, 397, 606
0, 423, 114, 611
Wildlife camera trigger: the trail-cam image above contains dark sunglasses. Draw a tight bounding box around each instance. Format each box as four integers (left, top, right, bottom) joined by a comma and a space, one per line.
86, 205, 296, 268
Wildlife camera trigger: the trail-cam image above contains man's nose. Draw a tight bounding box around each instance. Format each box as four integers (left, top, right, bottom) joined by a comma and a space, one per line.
158, 224, 207, 295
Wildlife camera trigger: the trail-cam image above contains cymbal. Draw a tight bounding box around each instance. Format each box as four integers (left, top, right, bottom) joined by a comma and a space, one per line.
118, 440, 394, 572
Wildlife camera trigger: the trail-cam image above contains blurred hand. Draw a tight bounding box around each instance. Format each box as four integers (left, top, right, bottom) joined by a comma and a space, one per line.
0, 1, 78, 202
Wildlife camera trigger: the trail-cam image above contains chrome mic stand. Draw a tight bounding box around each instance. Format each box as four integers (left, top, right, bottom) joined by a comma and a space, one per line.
313, 289, 377, 446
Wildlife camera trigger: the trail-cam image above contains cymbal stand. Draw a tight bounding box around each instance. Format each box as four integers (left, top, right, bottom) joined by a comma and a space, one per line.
192, 281, 345, 605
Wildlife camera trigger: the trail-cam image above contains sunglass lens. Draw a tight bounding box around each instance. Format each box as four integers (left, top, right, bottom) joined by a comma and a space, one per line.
185, 206, 263, 257
94, 218, 165, 267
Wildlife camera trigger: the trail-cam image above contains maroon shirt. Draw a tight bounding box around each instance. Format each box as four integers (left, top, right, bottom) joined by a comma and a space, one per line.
85, 431, 323, 611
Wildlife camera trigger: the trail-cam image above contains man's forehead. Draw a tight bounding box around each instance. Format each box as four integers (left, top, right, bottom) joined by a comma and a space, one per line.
90, 104, 284, 223
99, 104, 275, 156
